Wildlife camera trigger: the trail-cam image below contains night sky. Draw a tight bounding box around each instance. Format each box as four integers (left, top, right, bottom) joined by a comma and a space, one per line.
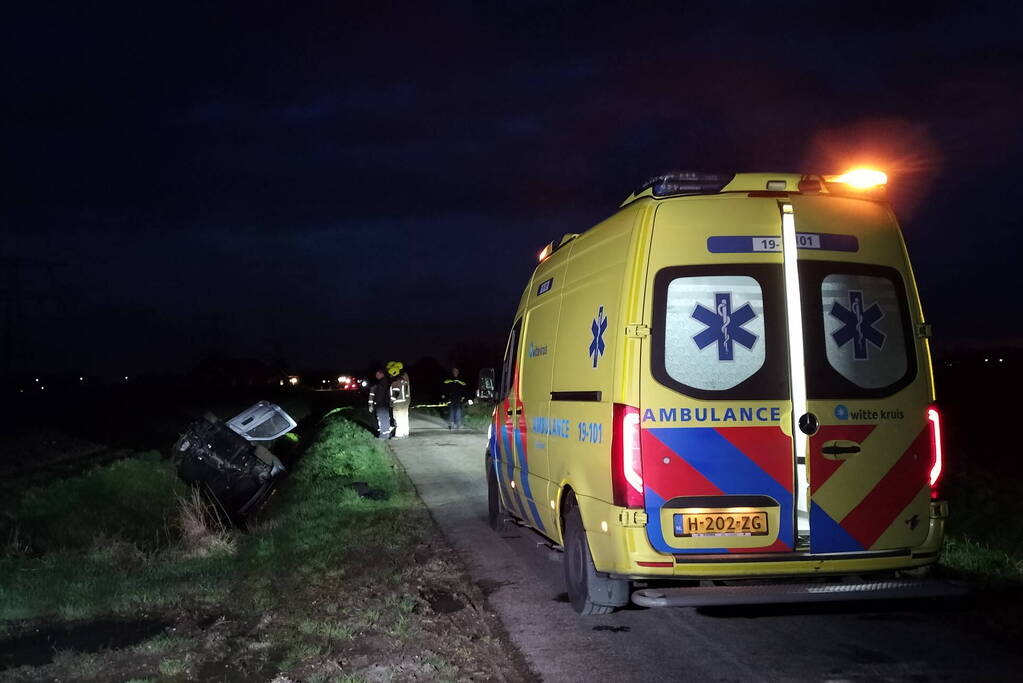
5, 1, 1022, 377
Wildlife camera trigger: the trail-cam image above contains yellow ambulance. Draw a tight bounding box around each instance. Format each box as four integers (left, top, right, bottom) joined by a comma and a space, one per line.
486, 170, 951, 614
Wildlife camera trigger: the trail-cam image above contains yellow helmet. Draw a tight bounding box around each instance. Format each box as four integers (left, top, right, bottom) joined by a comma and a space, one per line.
386, 360, 404, 377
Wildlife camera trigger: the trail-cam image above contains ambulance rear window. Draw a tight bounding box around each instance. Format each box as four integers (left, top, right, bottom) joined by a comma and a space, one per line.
800, 262, 916, 398
651, 264, 788, 400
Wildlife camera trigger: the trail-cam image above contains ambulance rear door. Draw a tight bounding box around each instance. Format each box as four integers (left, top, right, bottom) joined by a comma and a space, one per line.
791, 195, 932, 554
640, 196, 797, 555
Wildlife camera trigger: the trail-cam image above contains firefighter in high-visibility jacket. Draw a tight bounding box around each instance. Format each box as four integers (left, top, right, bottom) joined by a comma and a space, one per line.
387, 360, 411, 438
443, 367, 468, 429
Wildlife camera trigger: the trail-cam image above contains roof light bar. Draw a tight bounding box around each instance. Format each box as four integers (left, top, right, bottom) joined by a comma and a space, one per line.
637, 171, 735, 198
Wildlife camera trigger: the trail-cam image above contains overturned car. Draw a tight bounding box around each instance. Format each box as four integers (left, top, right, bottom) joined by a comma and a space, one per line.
172, 401, 297, 521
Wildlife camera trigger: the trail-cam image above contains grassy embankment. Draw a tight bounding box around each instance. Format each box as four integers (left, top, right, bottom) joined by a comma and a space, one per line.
0, 415, 526, 681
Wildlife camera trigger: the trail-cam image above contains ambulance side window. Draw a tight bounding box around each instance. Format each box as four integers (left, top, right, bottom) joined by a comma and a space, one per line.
499, 318, 522, 401
800, 262, 916, 398
651, 264, 788, 400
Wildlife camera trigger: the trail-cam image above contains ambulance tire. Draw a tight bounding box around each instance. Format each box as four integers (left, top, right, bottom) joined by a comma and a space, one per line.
486, 457, 507, 532
564, 506, 629, 615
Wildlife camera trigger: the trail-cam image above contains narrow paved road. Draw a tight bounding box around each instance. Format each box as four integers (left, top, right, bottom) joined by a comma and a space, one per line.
390, 412, 1020, 682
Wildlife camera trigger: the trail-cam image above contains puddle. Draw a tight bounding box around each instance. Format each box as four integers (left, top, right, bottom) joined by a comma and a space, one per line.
0, 618, 172, 670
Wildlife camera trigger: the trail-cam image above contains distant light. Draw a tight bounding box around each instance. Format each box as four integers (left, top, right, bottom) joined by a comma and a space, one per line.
124, 376, 129, 381
999, 358, 1005, 363
279, 380, 284, 386
361, 380, 368, 387
288, 376, 299, 386
467, 399, 474, 406
830, 168, 887, 188
40, 386, 45, 390
79, 376, 84, 381
35, 378, 39, 383
984, 358, 989, 362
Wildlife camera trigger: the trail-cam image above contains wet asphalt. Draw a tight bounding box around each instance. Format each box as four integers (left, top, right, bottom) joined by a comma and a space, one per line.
389, 412, 1022, 682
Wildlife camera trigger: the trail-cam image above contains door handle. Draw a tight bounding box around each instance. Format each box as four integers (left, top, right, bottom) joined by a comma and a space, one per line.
798, 412, 819, 435
821, 441, 861, 460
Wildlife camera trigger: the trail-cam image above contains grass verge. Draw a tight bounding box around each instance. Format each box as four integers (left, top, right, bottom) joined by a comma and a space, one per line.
1, 416, 532, 681
938, 470, 1023, 585
415, 401, 494, 431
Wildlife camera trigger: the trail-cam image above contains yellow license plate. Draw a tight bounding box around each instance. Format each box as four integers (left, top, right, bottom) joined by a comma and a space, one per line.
674, 511, 768, 537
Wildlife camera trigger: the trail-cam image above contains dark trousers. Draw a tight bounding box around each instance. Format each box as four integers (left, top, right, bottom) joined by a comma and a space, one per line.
376, 406, 392, 439
448, 402, 463, 428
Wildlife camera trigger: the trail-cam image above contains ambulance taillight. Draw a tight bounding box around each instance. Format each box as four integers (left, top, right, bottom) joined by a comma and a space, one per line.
927, 406, 944, 499
611, 404, 644, 508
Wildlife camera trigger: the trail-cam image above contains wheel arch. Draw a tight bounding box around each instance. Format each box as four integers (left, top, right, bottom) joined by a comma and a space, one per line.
557, 484, 577, 546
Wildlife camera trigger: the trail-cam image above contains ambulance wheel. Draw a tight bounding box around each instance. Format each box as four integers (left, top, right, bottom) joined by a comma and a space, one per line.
564, 506, 629, 615
486, 457, 506, 532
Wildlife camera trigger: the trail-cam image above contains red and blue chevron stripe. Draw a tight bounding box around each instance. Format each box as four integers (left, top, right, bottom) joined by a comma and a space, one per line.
642, 426, 794, 554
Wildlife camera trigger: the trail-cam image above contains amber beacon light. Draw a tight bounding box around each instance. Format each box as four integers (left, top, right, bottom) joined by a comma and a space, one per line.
827, 168, 888, 188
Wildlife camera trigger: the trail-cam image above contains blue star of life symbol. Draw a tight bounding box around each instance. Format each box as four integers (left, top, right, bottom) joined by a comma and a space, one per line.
692, 292, 758, 361
830, 290, 885, 360
588, 305, 607, 368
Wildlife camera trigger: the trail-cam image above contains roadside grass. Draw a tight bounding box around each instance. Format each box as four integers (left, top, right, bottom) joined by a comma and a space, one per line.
462, 401, 495, 430
939, 471, 1023, 585
0, 415, 529, 681
415, 401, 494, 431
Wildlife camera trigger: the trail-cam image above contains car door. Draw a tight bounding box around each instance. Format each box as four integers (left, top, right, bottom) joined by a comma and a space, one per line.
640, 197, 798, 554
492, 318, 548, 531
793, 195, 932, 554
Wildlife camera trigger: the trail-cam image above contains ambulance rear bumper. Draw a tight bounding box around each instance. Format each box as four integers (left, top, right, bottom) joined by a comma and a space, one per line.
632, 577, 967, 608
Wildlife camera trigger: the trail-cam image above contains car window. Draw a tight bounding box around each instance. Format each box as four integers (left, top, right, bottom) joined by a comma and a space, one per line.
664, 275, 766, 390
822, 274, 908, 389
801, 262, 916, 399
226, 401, 297, 441
651, 264, 788, 400
499, 319, 522, 401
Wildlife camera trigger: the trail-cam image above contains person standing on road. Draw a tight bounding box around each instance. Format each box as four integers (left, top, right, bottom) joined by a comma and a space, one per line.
369, 369, 392, 439
388, 360, 411, 438
443, 367, 468, 430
